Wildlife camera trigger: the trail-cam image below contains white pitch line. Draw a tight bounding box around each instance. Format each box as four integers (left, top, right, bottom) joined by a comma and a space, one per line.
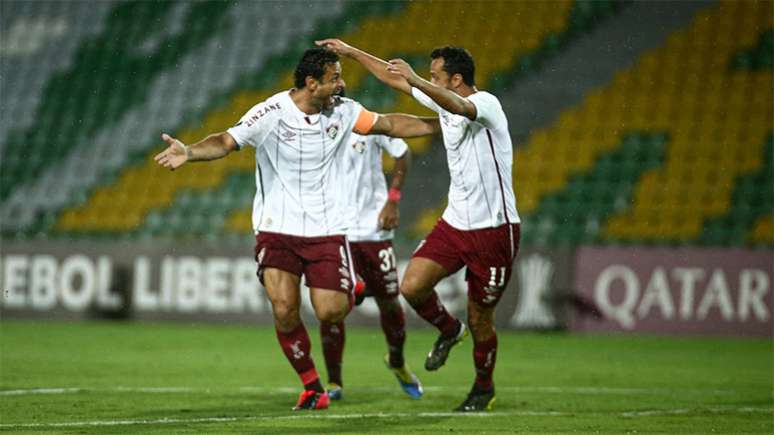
0, 407, 771, 429
115, 386, 198, 393
424, 386, 740, 396
0, 385, 743, 396
238, 386, 297, 393
620, 406, 774, 417
0, 388, 82, 396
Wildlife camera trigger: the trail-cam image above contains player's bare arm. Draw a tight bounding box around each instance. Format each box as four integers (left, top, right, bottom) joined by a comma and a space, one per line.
315, 38, 411, 95
370, 114, 440, 138
154, 132, 238, 170
378, 150, 410, 230
387, 59, 478, 120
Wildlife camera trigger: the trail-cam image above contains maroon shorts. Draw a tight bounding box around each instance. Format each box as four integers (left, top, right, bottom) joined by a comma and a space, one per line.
254, 232, 356, 295
413, 219, 520, 307
349, 241, 400, 300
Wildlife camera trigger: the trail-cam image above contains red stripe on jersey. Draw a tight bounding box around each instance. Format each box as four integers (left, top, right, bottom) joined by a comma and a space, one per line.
486, 129, 510, 224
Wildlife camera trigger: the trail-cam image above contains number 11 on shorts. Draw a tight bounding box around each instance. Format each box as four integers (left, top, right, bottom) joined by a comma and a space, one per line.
488, 267, 506, 287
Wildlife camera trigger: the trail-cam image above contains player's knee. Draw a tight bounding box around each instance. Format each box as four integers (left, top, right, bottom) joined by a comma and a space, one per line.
399, 275, 425, 302
469, 320, 496, 342
315, 303, 348, 323
468, 312, 495, 342
375, 296, 401, 313
271, 299, 300, 325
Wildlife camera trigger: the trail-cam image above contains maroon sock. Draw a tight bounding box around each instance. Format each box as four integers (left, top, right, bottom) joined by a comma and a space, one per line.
473, 334, 498, 391
379, 302, 406, 368
275, 324, 323, 392
408, 291, 459, 336
320, 321, 345, 386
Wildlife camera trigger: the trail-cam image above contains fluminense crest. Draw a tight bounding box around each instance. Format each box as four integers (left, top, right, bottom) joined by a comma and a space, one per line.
326, 122, 340, 139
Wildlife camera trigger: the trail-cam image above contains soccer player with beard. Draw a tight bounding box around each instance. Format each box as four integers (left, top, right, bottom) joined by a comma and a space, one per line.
317, 39, 520, 412
320, 84, 422, 402
154, 48, 438, 410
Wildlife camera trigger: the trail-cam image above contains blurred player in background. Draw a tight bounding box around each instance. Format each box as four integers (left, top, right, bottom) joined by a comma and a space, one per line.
317, 39, 520, 412
320, 83, 423, 402
154, 48, 438, 410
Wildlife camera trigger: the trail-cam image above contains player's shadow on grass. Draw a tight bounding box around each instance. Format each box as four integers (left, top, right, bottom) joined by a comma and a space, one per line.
134, 392, 384, 418
135, 393, 456, 431
135, 410, 450, 433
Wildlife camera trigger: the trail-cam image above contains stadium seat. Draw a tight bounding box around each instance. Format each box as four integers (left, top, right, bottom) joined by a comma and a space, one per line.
520, 132, 667, 245
511, 0, 772, 246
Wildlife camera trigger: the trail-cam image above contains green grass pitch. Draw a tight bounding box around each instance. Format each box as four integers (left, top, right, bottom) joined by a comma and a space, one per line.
1, 319, 771, 433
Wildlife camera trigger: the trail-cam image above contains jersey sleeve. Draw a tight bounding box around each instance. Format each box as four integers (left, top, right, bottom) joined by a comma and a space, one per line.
467, 92, 507, 130
380, 136, 409, 158
410, 87, 442, 113
352, 106, 379, 135
226, 101, 278, 149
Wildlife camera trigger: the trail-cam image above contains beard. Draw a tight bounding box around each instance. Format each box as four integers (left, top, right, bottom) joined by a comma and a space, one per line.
321, 95, 335, 110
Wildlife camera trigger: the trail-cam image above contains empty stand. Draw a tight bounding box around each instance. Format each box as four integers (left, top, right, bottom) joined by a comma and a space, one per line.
506, 0, 772, 246
603, 1, 772, 243
52, 0, 577, 237
46, 1, 350, 235
3, 0, 770, 250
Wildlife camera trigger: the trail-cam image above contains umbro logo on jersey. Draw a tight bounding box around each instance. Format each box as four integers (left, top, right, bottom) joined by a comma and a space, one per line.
326, 122, 340, 140
352, 141, 366, 154
282, 130, 296, 140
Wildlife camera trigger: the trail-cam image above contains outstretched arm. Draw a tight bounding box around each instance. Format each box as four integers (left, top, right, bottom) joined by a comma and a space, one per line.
369, 114, 440, 138
387, 59, 478, 120
154, 132, 238, 170
316, 38, 411, 95
378, 150, 410, 230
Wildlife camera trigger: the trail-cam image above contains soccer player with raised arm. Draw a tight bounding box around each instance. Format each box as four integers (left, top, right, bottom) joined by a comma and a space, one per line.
154, 48, 438, 411
317, 39, 520, 412
321, 83, 422, 402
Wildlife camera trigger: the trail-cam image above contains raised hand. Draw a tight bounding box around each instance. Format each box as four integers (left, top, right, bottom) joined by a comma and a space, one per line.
386, 59, 421, 86
315, 38, 355, 57
154, 133, 189, 170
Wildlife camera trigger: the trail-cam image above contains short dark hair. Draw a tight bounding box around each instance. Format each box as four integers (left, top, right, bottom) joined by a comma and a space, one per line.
430, 46, 475, 86
294, 48, 340, 89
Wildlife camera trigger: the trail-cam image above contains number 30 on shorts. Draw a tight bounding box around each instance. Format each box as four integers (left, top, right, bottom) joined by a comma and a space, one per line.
378, 247, 397, 272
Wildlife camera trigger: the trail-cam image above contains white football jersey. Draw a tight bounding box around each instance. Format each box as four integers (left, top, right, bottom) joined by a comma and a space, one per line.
227, 90, 376, 237
411, 87, 519, 230
344, 134, 408, 242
